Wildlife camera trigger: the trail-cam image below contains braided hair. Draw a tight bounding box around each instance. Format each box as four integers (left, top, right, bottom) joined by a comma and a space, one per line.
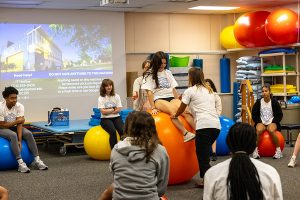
226, 122, 263, 200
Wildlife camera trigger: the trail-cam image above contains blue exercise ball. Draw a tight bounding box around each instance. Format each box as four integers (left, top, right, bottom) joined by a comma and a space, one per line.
216, 116, 235, 156
0, 137, 34, 170
290, 96, 300, 103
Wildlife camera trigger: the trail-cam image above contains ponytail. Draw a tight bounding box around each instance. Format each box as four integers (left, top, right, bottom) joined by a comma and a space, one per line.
226, 123, 263, 200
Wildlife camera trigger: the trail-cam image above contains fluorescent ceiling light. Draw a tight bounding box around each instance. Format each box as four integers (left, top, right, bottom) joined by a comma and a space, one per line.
189, 6, 239, 11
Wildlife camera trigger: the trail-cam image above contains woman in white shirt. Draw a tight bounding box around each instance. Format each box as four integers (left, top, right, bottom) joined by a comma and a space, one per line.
142, 51, 195, 142
173, 67, 221, 187
98, 79, 123, 149
205, 78, 222, 161
204, 122, 283, 200
132, 60, 151, 111
251, 84, 283, 159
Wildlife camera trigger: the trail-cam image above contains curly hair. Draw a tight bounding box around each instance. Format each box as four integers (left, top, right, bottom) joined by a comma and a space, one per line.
2, 86, 18, 98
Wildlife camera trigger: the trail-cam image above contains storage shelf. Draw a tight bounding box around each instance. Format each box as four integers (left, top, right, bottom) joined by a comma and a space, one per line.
273, 93, 298, 97
227, 43, 300, 52
261, 72, 298, 77
126, 50, 231, 55
259, 52, 297, 57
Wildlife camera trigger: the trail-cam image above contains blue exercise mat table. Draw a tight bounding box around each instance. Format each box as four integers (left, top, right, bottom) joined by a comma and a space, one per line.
31, 119, 93, 156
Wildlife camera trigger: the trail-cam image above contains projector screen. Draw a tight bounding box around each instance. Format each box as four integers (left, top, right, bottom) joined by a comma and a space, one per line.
1, 23, 112, 98
0, 9, 126, 122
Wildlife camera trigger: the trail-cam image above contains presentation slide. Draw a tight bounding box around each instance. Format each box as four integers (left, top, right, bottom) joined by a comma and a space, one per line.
0, 23, 112, 100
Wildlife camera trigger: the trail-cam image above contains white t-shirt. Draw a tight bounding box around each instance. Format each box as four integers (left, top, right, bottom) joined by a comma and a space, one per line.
141, 69, 178, 101
132, 76, 143, 94
98, 94, 122, 118
181, 85, 221, 130
132, 76, 149, 111
204, 158, 283, 200
260, 98, 273, 125
0, 101, 24, 122
215, 93, 222, 116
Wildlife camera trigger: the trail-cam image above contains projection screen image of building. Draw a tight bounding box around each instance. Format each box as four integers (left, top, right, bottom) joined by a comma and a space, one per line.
0, 23, 113, 100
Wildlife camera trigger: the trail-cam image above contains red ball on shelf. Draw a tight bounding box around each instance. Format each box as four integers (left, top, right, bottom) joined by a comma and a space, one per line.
234, 11, 274, 47
265, 8, 300, 45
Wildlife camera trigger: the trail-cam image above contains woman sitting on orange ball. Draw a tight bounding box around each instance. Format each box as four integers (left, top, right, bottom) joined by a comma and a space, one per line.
141, 51, 195, 142
251, 84, 283, 159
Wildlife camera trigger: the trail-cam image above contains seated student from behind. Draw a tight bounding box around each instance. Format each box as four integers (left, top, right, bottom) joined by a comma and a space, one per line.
99, 111, 170, 200
203, 122, 283, 200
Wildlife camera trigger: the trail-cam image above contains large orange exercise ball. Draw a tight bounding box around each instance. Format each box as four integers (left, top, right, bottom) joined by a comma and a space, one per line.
220, 25, 243, 49
257, 130, 285, 157
265, 8, 299, 45
151, 112, 199, 185
84, 126, 120, 160
234, 11, 274, 47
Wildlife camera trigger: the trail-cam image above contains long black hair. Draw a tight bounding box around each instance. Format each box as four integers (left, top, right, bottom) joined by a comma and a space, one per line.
143, 51, 167, 89
226, 122, 263, 200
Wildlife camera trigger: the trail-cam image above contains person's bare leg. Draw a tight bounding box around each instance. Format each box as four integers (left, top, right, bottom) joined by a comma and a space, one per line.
292, 133, 300, 157
171, 99, 195, 130
155, 100, 188, 135
0, 186, 8, 200
267, 123, 279, 147
212, 141, 217, 153
98, 184, 113, 200
256, 123, 266, 146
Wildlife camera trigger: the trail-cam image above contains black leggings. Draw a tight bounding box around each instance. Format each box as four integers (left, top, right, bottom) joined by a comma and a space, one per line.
100, 116, 124, 149
195, 128, 220, 178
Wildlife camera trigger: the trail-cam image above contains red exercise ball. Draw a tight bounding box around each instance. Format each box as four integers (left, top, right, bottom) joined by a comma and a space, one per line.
265, 8, 299, 45
257, 130, 285, 157
150, 112, 199, 185
234, 11, 274, 47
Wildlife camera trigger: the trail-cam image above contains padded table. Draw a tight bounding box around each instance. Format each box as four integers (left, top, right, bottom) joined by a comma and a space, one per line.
31, 119, 93, 155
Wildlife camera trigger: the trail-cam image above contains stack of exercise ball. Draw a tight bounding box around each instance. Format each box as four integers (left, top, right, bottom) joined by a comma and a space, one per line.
220, 25, 243, 49
265, 8, 299, 45
234, 11, 274, 47
221, 9, 299, 49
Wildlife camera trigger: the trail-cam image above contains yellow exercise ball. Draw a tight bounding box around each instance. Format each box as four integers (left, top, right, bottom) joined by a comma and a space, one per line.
220, 25, 244, 49
84, 126, 120, 160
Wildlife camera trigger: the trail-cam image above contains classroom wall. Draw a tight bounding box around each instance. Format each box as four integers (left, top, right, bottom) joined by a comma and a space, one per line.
124, 9, 300, 122
125, 12, 237, 118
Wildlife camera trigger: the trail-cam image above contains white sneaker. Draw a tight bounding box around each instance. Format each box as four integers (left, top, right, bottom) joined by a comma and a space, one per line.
252, 148, 260, 159
184, 132, 195, 142
273, 148, 283, 159
18, 162, 30, 173
31, 159, 48, 170
288, 155, 297, 167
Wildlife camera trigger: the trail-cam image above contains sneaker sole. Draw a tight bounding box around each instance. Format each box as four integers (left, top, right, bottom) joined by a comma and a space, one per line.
184, 136, 196, 143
